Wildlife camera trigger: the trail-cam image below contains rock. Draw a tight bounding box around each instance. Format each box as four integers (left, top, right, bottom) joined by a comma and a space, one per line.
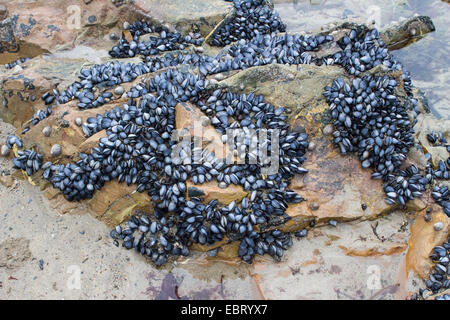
8, 58, 438, 263
309, 202, 320, 211
322, 124, 334, 135
218, 182, 228, 189
42, 126, 51, 137
50, 144, 61, 157
194, 46, 204, 53
200, 116, 210, 127
0, 11, 444, 269
0, 0, 126, 58
414, 113, 450, 168
406, 208, 450, 279
114, 86, 124, 96
109, 32, 120, 41
433, 222, 444, 232
313, 16, 435, 51
1, 145, 10, 156
0, 175, 14, 188
186, 180, 246, 205
12, 65, 23, 73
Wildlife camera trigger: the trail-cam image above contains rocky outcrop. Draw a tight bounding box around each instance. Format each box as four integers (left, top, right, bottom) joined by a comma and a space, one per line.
5, 62, 427, 233
0, 1, 447, 287
215, 63, 427, 234
0, 0, 232, 63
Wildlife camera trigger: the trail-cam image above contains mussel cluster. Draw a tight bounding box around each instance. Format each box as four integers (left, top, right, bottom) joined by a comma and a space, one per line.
412, 239, 450, 300
429, 137, 450, 216
210, 0, 286, 46
322, 28, 413, 95
25, 106, 53, 133
3, 56, 30, 69
12, 149, 42, 176
109, 21, 203, 58
42, 62, 151, 109
217, 32, 333, 71
37, 63, 308, 264
8, 0, 448, 266
239, 229, 293, 263
323, 75, 422, 206
323, 26, 450, 214
323, 29, 399, 75
427, 131, 448, 147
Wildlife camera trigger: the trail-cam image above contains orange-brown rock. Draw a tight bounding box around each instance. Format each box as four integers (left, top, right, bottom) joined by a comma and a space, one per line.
20, 102, 114, 164
87, 181, 151, 227
406, 207, 450, 279
283, 139, 395, 232
192, 240, 241, 263
186, 180, 247, 205
0, 0, 122, 61
0, 175, 14, 188
175, 102, 236, 161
